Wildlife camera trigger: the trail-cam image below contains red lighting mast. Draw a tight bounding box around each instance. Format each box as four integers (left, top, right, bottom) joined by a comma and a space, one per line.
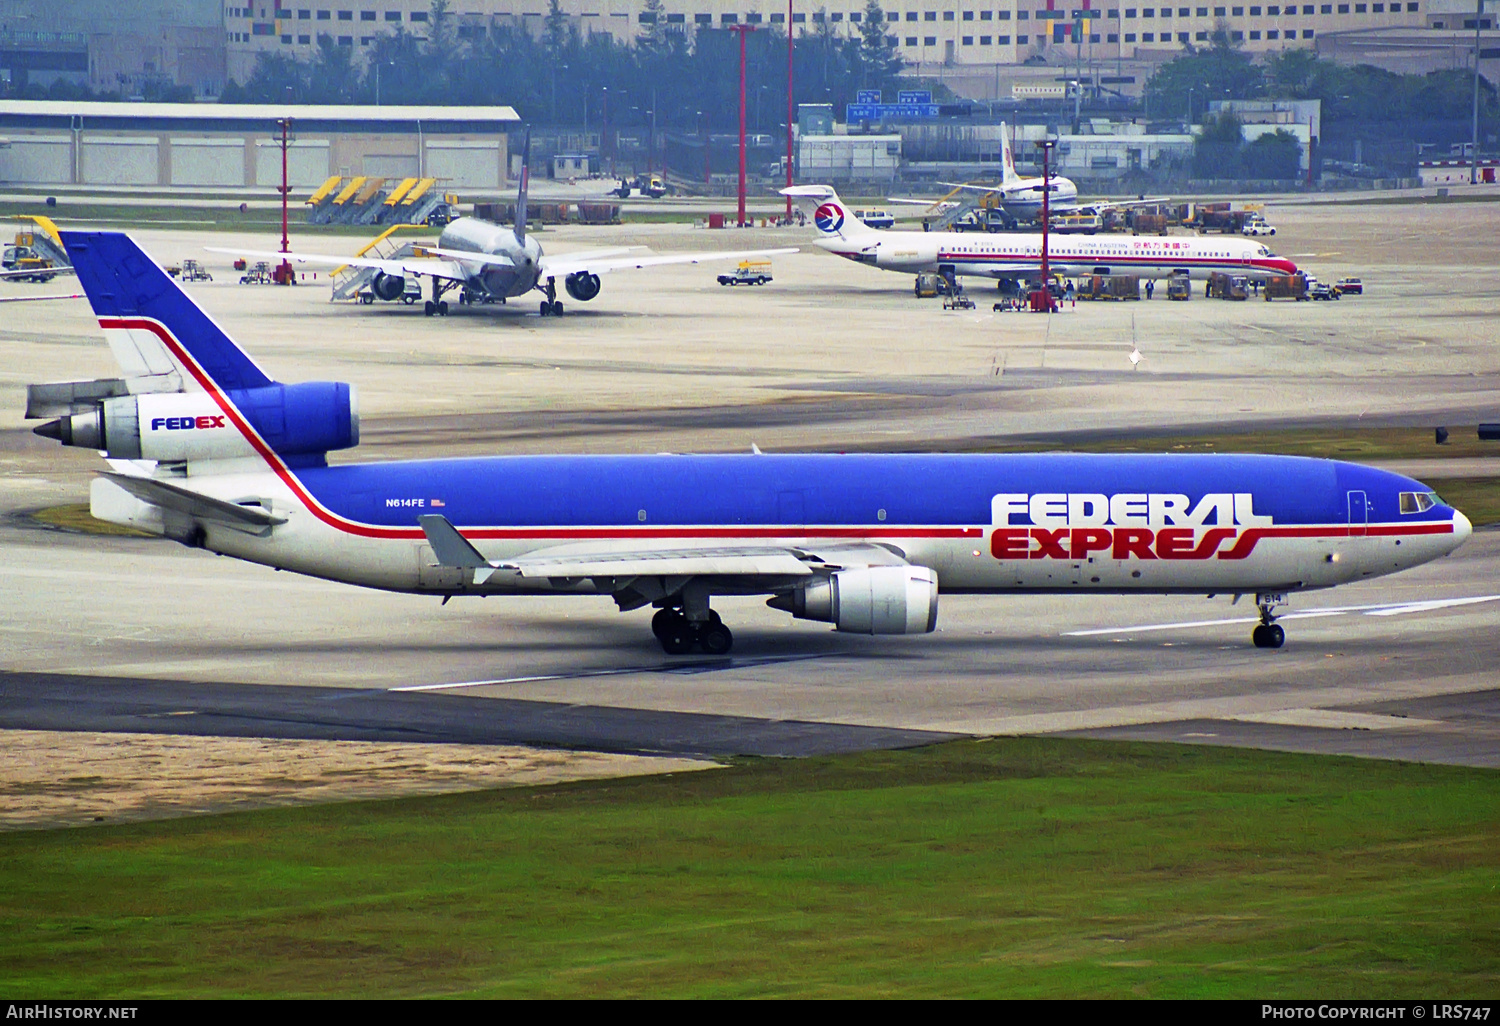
730, 23, 757, 227
1036, 138, 1055, 313
275, 116, 295, 285
786, 0, 794, 221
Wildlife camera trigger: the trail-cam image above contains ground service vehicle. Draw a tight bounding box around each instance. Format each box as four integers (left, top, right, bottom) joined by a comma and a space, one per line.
1167, 275, 1192, 301
1050, 212, 1103, 235
2, 244, 56, 282
1207, 272, 1249, 300
718, 260, 773, 286
1335, 277, 1363, 295
915, 271, 954, 297
1130, 213, 1169, 236
178, 259, 212, 282
1264, 274, 1309, 301
619, 174, 667, 199
1078, 275, 1141, 300
853, 208, 895, 229
1308, 279, 1342, 301
1241, 213, 1277, 236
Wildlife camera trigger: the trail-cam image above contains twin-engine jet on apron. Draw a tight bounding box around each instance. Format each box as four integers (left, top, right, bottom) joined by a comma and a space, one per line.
213, 135, 792, 318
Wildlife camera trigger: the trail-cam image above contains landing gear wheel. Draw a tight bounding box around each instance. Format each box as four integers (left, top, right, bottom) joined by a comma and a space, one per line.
424, 300, 435, 316
698, 622, 734, 656
539, 301, 551, 316
1252, 623, 1286, 649
651, 608, 680, 640
660, 622, 699, 655
438, 301, 449, 316
551, 301, 563, 316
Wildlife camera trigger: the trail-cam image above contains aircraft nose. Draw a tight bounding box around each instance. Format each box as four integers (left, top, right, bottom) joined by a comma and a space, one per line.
1451, 507, 1473, 547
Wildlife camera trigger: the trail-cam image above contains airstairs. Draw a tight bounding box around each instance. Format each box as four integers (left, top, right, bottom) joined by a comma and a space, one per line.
328, 224, 435, 302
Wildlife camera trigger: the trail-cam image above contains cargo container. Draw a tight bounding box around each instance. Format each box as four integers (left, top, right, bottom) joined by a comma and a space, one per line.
1263, 274, 1309, 302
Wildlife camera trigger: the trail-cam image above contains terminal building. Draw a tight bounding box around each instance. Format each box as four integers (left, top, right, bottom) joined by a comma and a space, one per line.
0, 101, 519, 189
2, 2, 1491, 98
221, 1, 1462, 83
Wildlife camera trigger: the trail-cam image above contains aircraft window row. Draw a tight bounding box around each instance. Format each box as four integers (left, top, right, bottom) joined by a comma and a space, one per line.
1399, 491, 1438, 514
1114, 2, 1402, 12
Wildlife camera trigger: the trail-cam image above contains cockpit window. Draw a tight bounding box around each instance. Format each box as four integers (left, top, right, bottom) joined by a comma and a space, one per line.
1399, 491, 1438, 514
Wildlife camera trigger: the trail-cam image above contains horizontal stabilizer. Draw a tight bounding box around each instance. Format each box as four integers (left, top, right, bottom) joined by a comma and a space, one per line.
101, 473, 285, 534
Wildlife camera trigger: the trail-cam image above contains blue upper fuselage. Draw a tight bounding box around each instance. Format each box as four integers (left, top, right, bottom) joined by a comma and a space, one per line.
298, 452, 1449, 530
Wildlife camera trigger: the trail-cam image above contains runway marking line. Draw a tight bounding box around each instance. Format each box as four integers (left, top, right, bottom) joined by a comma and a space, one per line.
392, 653, 833, 693
1064, 594, 1500, 637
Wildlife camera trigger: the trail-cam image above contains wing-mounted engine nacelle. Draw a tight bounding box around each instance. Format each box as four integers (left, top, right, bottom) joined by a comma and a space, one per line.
34, 382, 359, 463
564, 271, 602, 302
768, 566, 938, 634
370, 271, 406, 301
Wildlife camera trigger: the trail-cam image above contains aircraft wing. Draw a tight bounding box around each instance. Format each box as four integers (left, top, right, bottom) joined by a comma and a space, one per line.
541, 247, 798, 280
0, 292, 85, 303
936, 181, 1007, 194
418, 515, 905, 585
887, 197, 960, 209
0, 265, 75, 279
204, 246, 469, 282
1076, 197, 1174, 213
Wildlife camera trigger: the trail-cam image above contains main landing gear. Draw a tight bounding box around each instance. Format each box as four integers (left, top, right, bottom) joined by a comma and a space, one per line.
1252, 592, 1286, 649
652, 607, 734, 656
538, 275, 564, 317
423, 277, 452, 317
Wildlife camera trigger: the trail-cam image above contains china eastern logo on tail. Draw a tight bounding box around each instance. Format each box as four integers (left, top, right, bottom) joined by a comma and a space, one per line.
814, 203, 846, 234
991, 491, 1278, 562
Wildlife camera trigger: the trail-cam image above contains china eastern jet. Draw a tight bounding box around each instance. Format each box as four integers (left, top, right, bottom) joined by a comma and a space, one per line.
29, 231, 1470, 654
212, 136, 793, 318
785, 185, 1295, 286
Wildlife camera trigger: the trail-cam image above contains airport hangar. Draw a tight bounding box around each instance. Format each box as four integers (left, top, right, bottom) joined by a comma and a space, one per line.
0, 100, 520, 191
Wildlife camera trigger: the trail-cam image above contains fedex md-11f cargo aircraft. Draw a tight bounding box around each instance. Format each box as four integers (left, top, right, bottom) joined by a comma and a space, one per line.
784, 185, 1295, 287
30, 232, 1468, 653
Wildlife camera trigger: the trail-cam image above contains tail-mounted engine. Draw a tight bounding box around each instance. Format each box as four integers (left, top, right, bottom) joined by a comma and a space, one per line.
564, 272, 602, 302
768, 566, 938, 634
30, 380, 359, 465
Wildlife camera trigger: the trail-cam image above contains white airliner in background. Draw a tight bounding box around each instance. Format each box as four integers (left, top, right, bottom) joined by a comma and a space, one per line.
784, 185, 1297, 285
935, 122, 1080, 220
894, 124, 1167, 225
213, 135, 793, 318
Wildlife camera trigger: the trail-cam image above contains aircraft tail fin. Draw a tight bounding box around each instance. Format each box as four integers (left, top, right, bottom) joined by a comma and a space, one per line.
59, 231, 275, 394
780, 185, 880, 242
513, 127, 530, 243
999, 122, 1022, 189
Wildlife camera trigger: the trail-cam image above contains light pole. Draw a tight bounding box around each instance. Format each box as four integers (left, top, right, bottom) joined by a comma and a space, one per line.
374, 60, 394, 106
1472, 0, 1491, 184
786, 0, 794, 220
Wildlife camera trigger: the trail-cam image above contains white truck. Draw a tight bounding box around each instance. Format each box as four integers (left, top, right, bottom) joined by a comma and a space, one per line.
718, 259, 773, 286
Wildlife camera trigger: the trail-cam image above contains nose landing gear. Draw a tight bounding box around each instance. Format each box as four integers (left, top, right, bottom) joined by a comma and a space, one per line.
651, 607, 734, 655
1252, 593, 1286, 649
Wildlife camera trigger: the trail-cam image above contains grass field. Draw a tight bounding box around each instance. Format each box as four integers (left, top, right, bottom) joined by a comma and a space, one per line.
1, 738, 1496, 998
